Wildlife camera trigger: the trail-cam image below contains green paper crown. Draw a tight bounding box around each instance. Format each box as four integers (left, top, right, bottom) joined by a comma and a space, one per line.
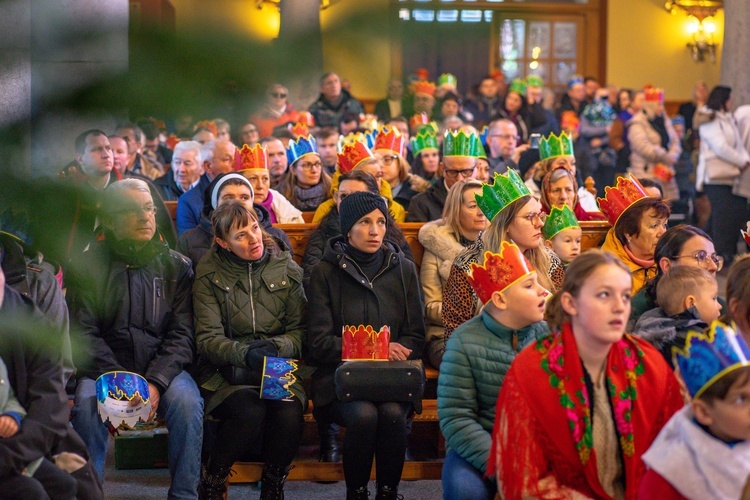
411, 130, 440, 156
542, 204, 580, 240
526, 75, 544, 88
539, 132, 575, 160
475, 169, 531, 222
443, 130, 482, 158
508, 78, 527, 96
438, 73, 457, 88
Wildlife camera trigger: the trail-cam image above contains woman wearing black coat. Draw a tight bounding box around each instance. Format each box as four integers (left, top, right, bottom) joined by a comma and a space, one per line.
306, 191, 426, 500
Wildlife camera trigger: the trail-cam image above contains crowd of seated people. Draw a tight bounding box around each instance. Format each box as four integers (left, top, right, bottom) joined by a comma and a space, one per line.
4, 71, 750, 500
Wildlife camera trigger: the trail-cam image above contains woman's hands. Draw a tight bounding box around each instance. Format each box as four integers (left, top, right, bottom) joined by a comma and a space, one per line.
244, 339, 279, 370
388, 342, 412, 361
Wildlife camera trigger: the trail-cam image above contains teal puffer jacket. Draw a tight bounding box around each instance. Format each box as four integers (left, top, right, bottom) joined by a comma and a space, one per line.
437, 310, 549, 474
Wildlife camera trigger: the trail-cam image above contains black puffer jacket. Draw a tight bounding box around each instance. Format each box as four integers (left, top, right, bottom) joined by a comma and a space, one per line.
306, 236, 426, 407
405, 178, 448, 222
67, 231, 194, 394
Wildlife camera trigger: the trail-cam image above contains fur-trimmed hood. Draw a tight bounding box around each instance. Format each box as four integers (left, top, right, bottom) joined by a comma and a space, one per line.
418, 220, 466, 281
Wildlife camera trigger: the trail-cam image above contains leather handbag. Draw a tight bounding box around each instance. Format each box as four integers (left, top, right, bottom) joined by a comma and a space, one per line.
334, 360, 425, 414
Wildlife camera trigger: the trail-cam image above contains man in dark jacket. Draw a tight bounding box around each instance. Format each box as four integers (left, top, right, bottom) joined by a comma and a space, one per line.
67, 179, 202, 498
153, 141, 204, 202
309, 73, 365, 128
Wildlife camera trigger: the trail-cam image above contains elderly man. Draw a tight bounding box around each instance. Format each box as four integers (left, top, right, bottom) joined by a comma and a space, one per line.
153, 141, 204, 201
175, 139, 235, 235
260, 136, 289, 189
486, 118, 529, 175
68, 179, 202, 498
115, 123, 164, 180
375, 79, 404, 122
309, 72, 364, 128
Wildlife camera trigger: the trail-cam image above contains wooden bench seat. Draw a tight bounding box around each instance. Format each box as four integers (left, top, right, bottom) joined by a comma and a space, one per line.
229, 459, 444, 483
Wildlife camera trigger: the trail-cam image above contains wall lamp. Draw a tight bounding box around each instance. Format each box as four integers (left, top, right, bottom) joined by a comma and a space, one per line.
664, 0, 722, 63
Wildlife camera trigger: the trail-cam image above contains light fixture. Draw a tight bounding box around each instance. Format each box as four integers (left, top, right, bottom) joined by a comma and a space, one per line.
255, 0, 341, 10
664, 1, 723, 63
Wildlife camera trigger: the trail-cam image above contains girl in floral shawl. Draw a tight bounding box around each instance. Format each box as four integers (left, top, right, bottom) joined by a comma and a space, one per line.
489, 250, 683, 499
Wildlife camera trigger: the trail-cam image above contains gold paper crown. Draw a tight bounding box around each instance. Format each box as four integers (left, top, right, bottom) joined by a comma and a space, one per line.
373, 126, 405, 156
475, 169, 531, 222
194, 120, 217, 136
235, 143, 267, 171
412, 81, 436, 97
467, 243, 535, 303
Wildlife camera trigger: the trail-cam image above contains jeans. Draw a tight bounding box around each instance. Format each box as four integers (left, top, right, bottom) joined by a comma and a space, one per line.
442, 449, 496, 500
71, 371, 204, 500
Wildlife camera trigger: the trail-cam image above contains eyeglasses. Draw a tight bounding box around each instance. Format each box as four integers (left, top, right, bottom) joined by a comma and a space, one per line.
243, 128, 258, 134
443, 167, 475, 179
118, 204, 157, 217
671, 251, 724, 271
270, 92, 287, 99
516, 211, 547, 224
490, 134, 520, 141
380, 155, 399, 166
297, 161, 323, 171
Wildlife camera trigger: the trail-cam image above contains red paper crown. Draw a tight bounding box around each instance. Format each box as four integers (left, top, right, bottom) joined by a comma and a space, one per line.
342, 325, 390, 361
289, 112, 315, 138
412, 81, 436, 97
373, 126, 405, 156
194, 120, 218, 136
235, 143, 267, 172
148, 117, 166, 130
165, 134, 181, 150
467, 242, 535, 304
337, 140, 374, 174
742, 222, 750, 247
410, 112, 430, 130
596, 174, 649, 227
560, 111, 580, 132
416, 68, 429, 80
644, 85, 664, 103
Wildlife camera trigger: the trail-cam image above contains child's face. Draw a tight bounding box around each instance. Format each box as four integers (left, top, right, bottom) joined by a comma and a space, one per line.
546, 227, 582, 263
690, 281, 722, 323
696, 375, 750, 442
499, 272, 548, 328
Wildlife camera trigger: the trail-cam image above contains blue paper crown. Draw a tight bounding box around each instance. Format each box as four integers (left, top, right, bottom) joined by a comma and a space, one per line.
568, 75, 584, 88
478, 126, 490, 148
96, 371, 150, 405
674, 321, 750, 399
260, 357, 298, 400
286, 134, 319, 166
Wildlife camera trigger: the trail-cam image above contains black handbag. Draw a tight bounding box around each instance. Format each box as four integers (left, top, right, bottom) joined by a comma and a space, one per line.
218, 300, 262, 386
334, 360, 425, 414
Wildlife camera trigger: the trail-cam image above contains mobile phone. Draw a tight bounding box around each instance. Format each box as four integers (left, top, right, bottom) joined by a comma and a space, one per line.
530, 133, 541, 149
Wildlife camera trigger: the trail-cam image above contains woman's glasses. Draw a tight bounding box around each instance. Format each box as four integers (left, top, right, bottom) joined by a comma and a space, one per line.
516, 211, 547, 224
270, 92, 287, 99
672, 250, 724, 271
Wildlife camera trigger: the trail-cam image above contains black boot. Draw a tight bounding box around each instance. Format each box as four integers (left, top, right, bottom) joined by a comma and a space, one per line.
375, 484, 403, 500
346, 486, 370, 500
318, 423, 341, 462
199, 463, 232, 500
259, 463, 292, 500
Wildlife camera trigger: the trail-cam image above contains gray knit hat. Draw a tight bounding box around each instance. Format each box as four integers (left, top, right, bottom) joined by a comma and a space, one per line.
339, 191, 388, 237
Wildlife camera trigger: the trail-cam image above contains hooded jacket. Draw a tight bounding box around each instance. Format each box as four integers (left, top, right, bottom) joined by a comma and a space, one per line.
405, 177, 449, 222
600, 228, 657, 295
305, 236, 426, 407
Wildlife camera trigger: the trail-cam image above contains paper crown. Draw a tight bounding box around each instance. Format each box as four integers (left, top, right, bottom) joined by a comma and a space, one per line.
437, 73, 457, 88
644, 85, 664, 103
475, 169, 531, 222
443, 129, 482, 158
478, 126, 490, 147
742, 221, 750, 247
165, 134, 181, 150
596, 174, 649, 227
286, 134, 319, 166
148, 116, 166, 130
261, 357, 298, 401
542, 204, 580, 240
674, 321, 750, 399
342, 325, 390, 361
359, 113, 380, 131
508, 78, 527, 97
412, 81, 436, 97
568, 75, 584, 88
96, 371, 151, 429
467, 243, 535, 303
539, 132, 575, 160
194, 120, 217, 136
416, 68, 429, 80
560, 111, 581, 132
235, 143, 267, 171
526, 75, 544, 88
337, 140, 375, 173
339, 130, 376, 152
289, 112, 314, 138
373, 125, 404, 155
410, 130, 440, 156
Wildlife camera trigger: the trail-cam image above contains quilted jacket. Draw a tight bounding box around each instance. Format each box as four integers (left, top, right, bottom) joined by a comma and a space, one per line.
437, 310, 549, 474
193, 245, 306, 414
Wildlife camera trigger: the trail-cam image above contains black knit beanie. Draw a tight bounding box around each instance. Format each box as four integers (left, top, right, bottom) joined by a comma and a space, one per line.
339, 191, 388, 237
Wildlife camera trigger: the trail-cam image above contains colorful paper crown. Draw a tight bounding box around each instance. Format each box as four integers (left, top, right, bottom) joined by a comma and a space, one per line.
467, 243, 535, 303
742, 221, 750, 247
508, 78, 527, 97
542, 204, 580, 240
339, 131, 376, 152
674, 321, 750, 399
165, 134, 181, 150
261, 357, 298, 401
96, 371, 151, 429
416, 68, 429, 80
539, 132, 575, 160
412, 81, 436, 97
437, 73, 457, 88
475, 169, 531, 222
337, 140, 375, 173
478, 126, 490, 147
359, 113, 380, 131
410, 130, 440, 156
568, 75, 584, 88
644, 85, 664, 103
286, 134, 319, 166
560, 111, 581, 132
443, 129, 482, 158
342, 325, 390, 361
235, 143, 267, 171
596, 174, 649, 227
289, 111, 315, 138
148, 117, 166, 130
373, 125, 405, 155
194, 120, 217, 136
526, 75, 544, 88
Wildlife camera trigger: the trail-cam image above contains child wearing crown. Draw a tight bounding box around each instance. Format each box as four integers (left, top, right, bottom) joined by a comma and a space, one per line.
438, 242, 549, 499
542, 204, 583, 266
639, 321, 750, 499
